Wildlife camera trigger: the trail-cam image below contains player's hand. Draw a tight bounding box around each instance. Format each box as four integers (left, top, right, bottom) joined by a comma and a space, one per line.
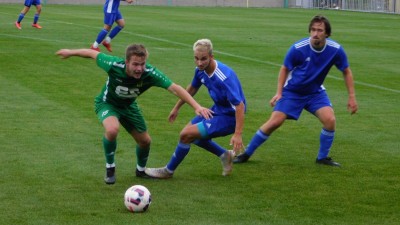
125, 0, 134, 4
230, 133, 244, 154
195, 107, 213, 120
347, 97, 358, 115
56, 49, 71, 59
269, 94, 281, 107
168, 109, 179, 123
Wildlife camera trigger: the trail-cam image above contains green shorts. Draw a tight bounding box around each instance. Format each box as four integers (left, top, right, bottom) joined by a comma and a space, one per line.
95, 100, 147, 133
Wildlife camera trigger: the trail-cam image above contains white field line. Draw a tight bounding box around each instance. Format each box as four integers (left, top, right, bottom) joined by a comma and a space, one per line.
1, 17, 399, 94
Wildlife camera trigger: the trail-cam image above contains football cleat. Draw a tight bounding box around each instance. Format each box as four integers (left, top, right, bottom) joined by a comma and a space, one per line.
15, 22, 22, 30
316, 157, 341, 167
233, 152, 250, 164
145, 167, 173, 179
104, 167, 116, 184
102, 41, 112, 52
220, 150, 234, 176
31, 23, 42, 29
136, 169, 151, 178
90, 45, 100, 52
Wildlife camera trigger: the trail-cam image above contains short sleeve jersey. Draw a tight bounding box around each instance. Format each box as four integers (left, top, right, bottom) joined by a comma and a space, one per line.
191, 60, 246, 116
104, 0, 121, 14
95, 53, 173, 107
283, 37, 349, 95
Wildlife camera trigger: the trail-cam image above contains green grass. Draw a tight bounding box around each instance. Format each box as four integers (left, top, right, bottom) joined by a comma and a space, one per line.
1, 4, 399, 225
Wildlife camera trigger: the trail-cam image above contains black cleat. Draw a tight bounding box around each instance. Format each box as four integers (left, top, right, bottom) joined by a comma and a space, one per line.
316, 157, 341, 167
136, 169, 151, 178
233, 152, 250, 164
104, 167, 116, 184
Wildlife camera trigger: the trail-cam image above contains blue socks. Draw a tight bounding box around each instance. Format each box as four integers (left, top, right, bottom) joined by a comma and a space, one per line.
167, 142, 191, 171
193, 139, 225, 157
109, 26, 123, 39
317, 128, 335, 160
17, 13, 25, 23
96, 29, 109, 44
245, 129, 269, 156
33, 13, 39, 24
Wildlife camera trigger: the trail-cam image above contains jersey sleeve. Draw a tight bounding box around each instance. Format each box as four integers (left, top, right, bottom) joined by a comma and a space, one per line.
283, 45, 302, 71
334, 47, 350, 72
191, 69, 203, 89
146, 64, 173, 89
224, 74, 245, 106
96, 53, 124, 73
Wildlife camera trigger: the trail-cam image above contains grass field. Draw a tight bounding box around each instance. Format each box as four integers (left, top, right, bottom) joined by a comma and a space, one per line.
1, 4, 399, 225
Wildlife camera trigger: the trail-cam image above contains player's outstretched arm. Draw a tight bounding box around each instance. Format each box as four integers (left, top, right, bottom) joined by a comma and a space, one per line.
168, 83, 213, 120
56, 49, 100, 60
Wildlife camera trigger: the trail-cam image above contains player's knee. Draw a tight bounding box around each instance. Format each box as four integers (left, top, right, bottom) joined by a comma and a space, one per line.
138, 136, 151, 148
105, 126, 119, 139
179, 131, 194, 144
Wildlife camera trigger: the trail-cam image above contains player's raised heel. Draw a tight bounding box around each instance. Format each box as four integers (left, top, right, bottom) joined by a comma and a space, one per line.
15, 22, 22, 30
145, 167, 173, 179
102, 41, 112, 52
221, 150, 234, 176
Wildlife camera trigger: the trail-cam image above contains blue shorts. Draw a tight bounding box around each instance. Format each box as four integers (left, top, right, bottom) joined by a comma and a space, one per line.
24, 0, 40, 7
103, 11, 123, 26
191, 114, 236, 139
274, 90, 332, 120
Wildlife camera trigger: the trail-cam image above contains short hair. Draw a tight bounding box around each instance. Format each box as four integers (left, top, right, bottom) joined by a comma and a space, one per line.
193, 39, 213, 55
308, 15, 332, 37
125, 44, 148, 60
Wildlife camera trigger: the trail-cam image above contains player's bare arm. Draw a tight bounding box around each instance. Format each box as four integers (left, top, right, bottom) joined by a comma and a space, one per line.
342, 67, 358, 114
167, 83, 213, 120
56, 49, 100, 59
230, 101, 245, 154
270, 66, 289, 106
168, 85, 200, 122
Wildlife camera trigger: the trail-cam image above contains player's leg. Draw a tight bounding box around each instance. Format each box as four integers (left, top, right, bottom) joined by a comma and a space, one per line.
234, 111, 286, 163
129, 130, 151, 178
308, 91, 340, 166
121, 102, 152, 178
144, 122, 201, 179
31, 2, 42, 29
91, 12, 114, 51
102, 12, 124, 52
192, 115, 236, 175
314, 106, 340, 166
15, 2, 31, 29
95, 101, 121, 184
101, 116, 121, 184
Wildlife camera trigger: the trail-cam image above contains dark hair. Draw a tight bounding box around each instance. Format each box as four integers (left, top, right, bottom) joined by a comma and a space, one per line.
308, 15, 332, 37
125, 44, 148, 60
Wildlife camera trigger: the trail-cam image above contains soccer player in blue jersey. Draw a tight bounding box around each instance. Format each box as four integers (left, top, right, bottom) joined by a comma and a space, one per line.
15, 0, 43, 29
56, 43, 213, 184
90, 0, 134, 52
145, 39, 246, 178
234, 15, 358, 166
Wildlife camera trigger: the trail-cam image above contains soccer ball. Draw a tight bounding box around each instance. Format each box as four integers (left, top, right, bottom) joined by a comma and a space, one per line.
124, 185, 151, 212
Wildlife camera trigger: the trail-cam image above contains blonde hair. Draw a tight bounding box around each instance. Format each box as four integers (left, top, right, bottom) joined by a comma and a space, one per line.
193, 39, 213, 55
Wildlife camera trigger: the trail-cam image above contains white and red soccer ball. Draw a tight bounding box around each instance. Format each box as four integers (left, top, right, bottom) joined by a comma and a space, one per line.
124, 185, 151, 213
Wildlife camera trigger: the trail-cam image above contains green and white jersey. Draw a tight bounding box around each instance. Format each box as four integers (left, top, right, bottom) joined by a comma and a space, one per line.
95, 53, 173, 107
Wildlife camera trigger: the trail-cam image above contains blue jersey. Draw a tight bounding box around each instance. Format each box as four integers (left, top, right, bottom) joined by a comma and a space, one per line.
191, 60, 246, 116
283, 37, 349, 95
104, 0, 122, 14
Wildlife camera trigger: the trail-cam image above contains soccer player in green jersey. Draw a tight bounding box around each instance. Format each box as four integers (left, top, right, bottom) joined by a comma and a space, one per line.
56, 44, 213, 184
